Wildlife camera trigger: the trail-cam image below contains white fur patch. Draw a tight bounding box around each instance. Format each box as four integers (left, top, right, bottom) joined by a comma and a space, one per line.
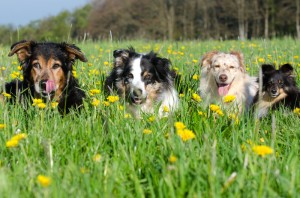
131, 57, 147, 98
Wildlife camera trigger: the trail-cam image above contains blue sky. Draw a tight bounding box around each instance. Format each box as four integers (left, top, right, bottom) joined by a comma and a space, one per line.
0, 0, 90, 27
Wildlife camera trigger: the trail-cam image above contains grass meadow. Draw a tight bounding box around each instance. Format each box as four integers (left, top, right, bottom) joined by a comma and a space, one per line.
1, 38, 300, 197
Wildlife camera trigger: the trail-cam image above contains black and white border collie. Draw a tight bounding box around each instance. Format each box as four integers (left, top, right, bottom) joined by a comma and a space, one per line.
104, 47, 178, 117
256, 63, 300, 118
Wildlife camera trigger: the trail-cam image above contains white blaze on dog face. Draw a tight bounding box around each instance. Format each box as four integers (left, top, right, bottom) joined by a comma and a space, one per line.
130, 57, 147, 99
31, 55, 65, 99
210, 53, 243, 96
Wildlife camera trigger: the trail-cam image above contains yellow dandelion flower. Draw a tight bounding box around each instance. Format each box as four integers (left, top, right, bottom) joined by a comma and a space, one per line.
143, 129, 152, 134
20, 76, 24, 81
72, 71, 77, 78
17, 66, 22, 71
252, 145, 273, 157
32, 98, 43, 106
179, 93, 184, 98
91, 98, 100, 107
2, 92, 11, 98
6, 139, 19, 148
118, 105, 124, 110
163, 106, 170, 113
210, 104, 221, 112
103, 101, 110, 106
107, 95, 119, 103
80, 167, 89, 174
11, 133, 27, 141
89, 89, 101, 96
169, 154, 177, 163
51, 102, 58, 108
192, 59, 198, 64
37, 175, 52, 187
246, 139, 253, 145
0, 124, 5, 129
258, 58, 265, 63
294, 55, 299, 59
216, 109, 224, 116
88, 63, 93, 66
192, 93, 201, 102
148, 116, 155, 122
192, 74, 199, 80
260, 138, 265, 143
37, 103, 46, 109
1, 66, 6, 70
124, 113, 131, 118
223, 95, 236, 103
177, 129, 196, 142
104, 61, 109, 66
174, 122, 186, 130
93, 154, 101, 162
293, 107, 300, 116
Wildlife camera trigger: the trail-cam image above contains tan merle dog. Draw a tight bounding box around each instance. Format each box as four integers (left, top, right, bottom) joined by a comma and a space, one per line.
4, 40, 87, 114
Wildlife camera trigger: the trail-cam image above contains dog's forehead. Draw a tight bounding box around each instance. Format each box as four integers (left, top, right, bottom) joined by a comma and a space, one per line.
32, 43, 66, 61
212, 53, 239, 66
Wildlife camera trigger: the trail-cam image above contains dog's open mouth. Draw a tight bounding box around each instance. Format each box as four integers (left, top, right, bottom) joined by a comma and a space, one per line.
130, 96, 144, 105
217, 83, 231, 96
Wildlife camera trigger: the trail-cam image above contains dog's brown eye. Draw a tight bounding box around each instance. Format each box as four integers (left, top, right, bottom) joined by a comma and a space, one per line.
52, 64, 61, 69
33, 63, 41, 69
144, 73, 152, 80
230, 66, 235, 69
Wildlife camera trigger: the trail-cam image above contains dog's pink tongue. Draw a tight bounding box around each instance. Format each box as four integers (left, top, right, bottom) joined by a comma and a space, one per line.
46, 80, 55, 93
218, 85, 230, 96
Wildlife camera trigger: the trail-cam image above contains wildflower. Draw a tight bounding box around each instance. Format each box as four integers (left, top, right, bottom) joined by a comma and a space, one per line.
148, 116, 155, 122
37, 175, 52, 187
32, 98, 43, 106
246, 139, 253, 146
192, 93, 202, 102
1, 66, 6, 70
210, 104, 221, 112
103, 101, 110, 107
216, 109, 224, 116
223, 95, 236, 103
228, 114, 239, 124
80, 167, 89, 174
179, 93, 184, 98
258, 58, 265, 63
0, 124, 5, 129
91, 98, 100, 107
143, 129, 152, 134
107, 95, 119, 103
17, 66, 22, 71
51, 102, 58, 108
104, 61, 109, 66
174, 122, 186, 130
2, 92, 11, 98
260, 138, 265, 143
192, 74, 199, 80
294, 55, 299, 59
11, 133, 27, 141
169, 154, 177, 163
118, 105, 124, 110
124, 113, 131, 118
72, 71, 77, 78
89, 89, 101, 96
6, 139, 19, 148
252, 145, 273, 157
177, 129, 196, 142
93, 154, 101, 162
163, 106, 170, 113
293, 108, 300, 116
192, 59, 198, 64
37, 103, 47, 109
88, 63, 93, 66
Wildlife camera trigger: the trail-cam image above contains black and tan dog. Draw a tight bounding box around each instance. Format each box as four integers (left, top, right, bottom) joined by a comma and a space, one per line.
3, 40, 87, 114
256, 63, 300, 118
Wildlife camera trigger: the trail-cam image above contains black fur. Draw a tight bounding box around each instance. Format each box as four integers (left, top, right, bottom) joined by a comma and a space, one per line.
4, 40, 87, 114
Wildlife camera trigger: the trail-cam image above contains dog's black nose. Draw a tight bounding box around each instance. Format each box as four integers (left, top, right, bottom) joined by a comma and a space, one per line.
271, 89, 277, 94
219, 74, 228, 82
40, 80, 47, 90
133, 88, 143, 97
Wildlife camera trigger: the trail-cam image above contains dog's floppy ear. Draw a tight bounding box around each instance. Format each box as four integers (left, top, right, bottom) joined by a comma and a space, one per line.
63, 43, 88, 62
113, 48, 133, 67
8, 40, 34, 63
261, 64, 275, 74
279, 63, 293, 76
200, 51, 218, 68
230, 51, 245, 72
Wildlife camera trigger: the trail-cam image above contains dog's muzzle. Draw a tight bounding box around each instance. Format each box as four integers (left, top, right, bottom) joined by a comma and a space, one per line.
130, 88, 146, 105
39, 80, 56, 97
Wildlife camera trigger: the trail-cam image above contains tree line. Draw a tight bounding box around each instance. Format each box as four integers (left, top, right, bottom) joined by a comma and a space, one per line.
0, 0, 299, 45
